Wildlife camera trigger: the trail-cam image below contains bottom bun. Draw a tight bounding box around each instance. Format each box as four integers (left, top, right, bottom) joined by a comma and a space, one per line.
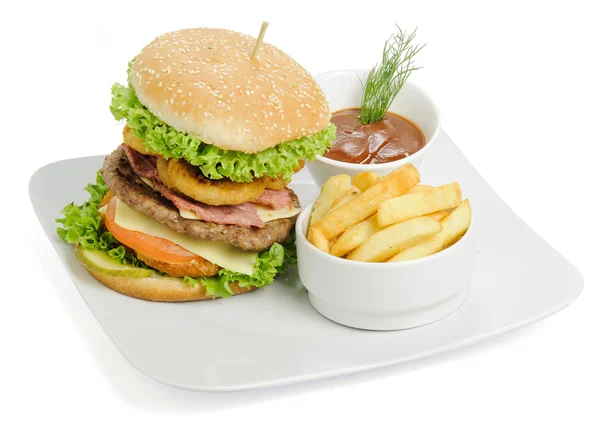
87, 270, 253, 302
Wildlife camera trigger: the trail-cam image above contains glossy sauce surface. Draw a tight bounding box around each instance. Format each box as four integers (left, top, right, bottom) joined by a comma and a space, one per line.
325, 108, 426, 164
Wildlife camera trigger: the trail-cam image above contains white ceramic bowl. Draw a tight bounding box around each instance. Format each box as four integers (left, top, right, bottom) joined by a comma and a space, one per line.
296, 202, 476, 330
308, 70, 441, 188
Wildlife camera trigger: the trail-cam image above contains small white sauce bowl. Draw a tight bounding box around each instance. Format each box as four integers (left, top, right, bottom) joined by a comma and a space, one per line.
296, 202, 476, 330
309, 70, 441, 188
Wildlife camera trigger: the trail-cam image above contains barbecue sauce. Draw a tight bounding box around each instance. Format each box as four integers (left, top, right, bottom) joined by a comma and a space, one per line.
325, 108, 426, 164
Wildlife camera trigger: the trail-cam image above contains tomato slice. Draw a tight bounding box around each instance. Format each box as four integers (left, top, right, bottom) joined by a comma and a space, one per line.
105, 197, 201, 265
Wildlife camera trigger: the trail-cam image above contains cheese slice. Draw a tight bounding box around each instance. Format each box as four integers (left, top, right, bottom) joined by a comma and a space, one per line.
255, 205, 302, 223
179, 205, 301, 223
141, 178, 156, 191
114, 199, 257, 275
178, 209, 204, 220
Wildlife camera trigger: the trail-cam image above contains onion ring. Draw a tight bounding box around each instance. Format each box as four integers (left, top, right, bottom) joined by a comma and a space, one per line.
123, 126, 152, 155
167, 159, 267, 206
156, 157, 176, 189
261, 176, 289, 191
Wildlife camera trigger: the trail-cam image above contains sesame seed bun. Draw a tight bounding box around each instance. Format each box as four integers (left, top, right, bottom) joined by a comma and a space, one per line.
130, 28, 331, 154
87, 269, 253, 302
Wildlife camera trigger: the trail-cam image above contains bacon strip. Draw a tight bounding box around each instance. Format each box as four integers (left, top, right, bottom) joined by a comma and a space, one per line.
151, 180, 265, 228
123, 144, 266, 228
123, 145, 159, 181
251, 189, 292, 210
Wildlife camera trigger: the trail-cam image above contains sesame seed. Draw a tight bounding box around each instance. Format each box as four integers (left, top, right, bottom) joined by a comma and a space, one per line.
132, 27, 330, 143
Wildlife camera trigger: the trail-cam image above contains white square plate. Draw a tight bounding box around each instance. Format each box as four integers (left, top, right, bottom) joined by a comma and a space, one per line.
29, 131, 583, 391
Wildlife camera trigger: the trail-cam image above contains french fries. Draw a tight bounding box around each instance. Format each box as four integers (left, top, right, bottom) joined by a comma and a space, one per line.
347, 217, 442, 262
309, 175, 351, 226
377, 182, 462, 227
308, 227, 330, 254
428, 210, 451, 221
353, 172, 382, 192
389, 200, 472, 262
327, 186, 361, 214
311, 164, 420, 240
306, 163, 471, 264
330, 215, 380, 257
406, 184, 434, 194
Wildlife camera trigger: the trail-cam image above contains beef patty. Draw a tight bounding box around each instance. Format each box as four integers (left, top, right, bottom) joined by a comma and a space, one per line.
102, 147, 300, 251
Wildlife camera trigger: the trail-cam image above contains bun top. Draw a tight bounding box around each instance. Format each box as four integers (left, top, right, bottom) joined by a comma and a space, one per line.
130, 28, 331, 154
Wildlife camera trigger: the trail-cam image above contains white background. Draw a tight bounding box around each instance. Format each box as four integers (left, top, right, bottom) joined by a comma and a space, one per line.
3, 0, 599, 442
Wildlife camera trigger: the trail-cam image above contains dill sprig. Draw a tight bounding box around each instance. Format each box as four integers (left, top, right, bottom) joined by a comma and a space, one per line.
360, 27, 426, 124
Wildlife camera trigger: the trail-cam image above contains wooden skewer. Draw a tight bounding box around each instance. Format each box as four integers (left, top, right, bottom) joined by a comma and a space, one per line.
250, 22, 269, 60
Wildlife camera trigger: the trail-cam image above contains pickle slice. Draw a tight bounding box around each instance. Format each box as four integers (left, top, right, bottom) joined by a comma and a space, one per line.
75, 246, 153, 278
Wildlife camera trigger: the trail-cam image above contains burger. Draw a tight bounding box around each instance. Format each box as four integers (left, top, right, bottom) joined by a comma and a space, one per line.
56, 27, 335, 301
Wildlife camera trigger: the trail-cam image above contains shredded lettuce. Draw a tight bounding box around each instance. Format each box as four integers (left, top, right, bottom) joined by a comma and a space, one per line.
56, 172, 296, 298
110, 82, 336, 182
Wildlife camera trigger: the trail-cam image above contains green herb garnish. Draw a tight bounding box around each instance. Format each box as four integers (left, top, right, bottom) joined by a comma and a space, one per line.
360, 26, 426, 124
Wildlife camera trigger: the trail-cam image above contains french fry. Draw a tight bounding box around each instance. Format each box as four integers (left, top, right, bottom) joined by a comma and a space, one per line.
327, 186, 361, 214
404, 185, 435, 196
348, 216, 442, 262
406, 184, 434, 194
308, 227, 330, 253
312, 164, 420, 240
330, 215, 380, 257
389, 199, 472, 262
309, 174, 351, 226
428, 209, 451, 221
353, 172, 382, 192
330, 209, 449, 258
377, 182, 462, 227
